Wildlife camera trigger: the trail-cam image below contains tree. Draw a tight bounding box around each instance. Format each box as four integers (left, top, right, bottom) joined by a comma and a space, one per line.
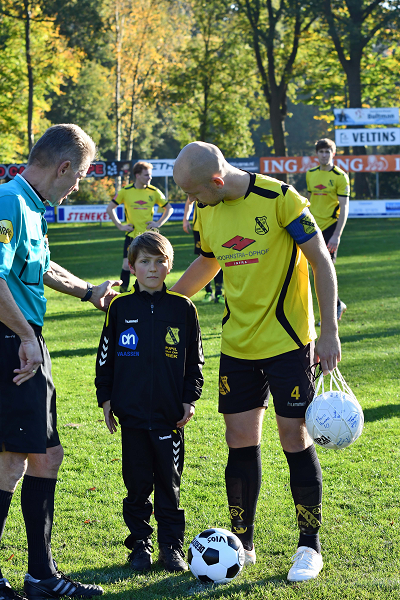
0, 0, 78, 157
237, 0, 317, 161
167, 0, 260, 156
300, 0, 400, 196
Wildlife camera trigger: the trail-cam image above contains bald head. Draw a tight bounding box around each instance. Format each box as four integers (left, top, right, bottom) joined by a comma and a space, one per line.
173, 141, 250, 206
173, 142, 227, 188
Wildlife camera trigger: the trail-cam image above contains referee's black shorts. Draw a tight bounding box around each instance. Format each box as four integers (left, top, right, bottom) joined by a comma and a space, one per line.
218, 343, 315, 419
0, 322, 60, 454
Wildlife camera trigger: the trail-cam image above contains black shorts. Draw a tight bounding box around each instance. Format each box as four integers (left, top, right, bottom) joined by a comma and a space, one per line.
322, 222, 338, 263
218, 343, 315, 418
193, 230, 201, 256
123, 235, 134, 259
0, 323, 60, 454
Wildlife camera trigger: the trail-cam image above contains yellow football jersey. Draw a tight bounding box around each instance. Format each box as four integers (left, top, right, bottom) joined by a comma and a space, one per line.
197, 173, 316, 360
306, 165, 350, 232
113, 184, 167, 239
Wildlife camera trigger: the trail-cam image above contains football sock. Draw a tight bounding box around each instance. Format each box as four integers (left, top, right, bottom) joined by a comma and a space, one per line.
284, 445, 322, 553
120, 269, 130, 291
225, 445, 262, 551
205, 282, 212, 294
0, 489, 13, 576
21, 475, 57, 579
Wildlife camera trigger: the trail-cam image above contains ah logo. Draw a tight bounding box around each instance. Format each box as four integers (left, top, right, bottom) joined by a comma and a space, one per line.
119, 327, 138, 350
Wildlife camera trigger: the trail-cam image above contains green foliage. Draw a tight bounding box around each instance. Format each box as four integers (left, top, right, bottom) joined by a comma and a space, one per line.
45, 60, 114, 157
167, 0, 260, 155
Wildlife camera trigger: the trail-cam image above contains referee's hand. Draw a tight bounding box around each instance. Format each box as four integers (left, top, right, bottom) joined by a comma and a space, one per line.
13, 338, 42, 386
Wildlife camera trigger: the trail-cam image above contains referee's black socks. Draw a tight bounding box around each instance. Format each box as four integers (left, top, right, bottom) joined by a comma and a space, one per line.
284, 445, 322, 553
21, 475, 57, 579
225, 445, 262, 551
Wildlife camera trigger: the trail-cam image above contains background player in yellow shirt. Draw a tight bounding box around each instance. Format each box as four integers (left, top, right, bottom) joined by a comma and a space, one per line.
182, 197, 224, 303
306, 139, 350, 321
107, 161, 174, 292
172, 141, 341, 583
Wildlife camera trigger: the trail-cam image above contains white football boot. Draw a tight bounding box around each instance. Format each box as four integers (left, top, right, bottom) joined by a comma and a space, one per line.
287, 546, 323, 582
243, 544, 256, 566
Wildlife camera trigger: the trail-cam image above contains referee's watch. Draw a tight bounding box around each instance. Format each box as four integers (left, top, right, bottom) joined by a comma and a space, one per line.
81, 282, 94, 302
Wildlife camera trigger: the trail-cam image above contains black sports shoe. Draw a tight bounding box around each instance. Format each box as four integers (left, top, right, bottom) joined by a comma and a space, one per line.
128, 538, 153, 571
24, 572, 103, 599
0, 579, 28, 600
158, 544, 188, 572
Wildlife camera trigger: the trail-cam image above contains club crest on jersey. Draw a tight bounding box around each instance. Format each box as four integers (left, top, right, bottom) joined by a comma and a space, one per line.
300, 215, 316, 235
119, 327, 138, 350
219, 376, 230, 395
165, 327, 180, 345
255, 216, 269, 235
0, 220, 13, 244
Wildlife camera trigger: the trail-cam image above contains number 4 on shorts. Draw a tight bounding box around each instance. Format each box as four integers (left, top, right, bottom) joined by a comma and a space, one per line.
291, 386, 300, 400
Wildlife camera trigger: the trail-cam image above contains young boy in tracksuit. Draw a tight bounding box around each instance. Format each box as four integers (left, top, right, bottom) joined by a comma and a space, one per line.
95, 231, 204, 572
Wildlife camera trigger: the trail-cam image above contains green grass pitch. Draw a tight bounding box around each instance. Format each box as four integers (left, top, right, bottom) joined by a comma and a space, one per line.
2, 218, 400, 600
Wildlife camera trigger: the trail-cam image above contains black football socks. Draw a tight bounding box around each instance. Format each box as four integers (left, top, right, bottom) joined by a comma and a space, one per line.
225, 445, 262, 551
284, 445, 322, 553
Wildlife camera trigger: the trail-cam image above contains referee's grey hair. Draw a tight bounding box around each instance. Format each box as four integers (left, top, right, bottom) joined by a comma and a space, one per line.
28, 124, 96, 171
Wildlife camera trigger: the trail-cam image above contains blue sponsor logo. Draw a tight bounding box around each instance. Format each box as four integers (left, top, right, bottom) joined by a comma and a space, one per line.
119, 327, 138, 350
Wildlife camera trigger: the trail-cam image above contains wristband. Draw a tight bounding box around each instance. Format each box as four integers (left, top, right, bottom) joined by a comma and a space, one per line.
81, 283, 93, 302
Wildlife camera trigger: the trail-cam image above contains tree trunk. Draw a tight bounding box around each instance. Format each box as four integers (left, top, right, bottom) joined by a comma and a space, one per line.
23, 0, 34, 154
114, 2, 123, 194
345, 58, 372, 198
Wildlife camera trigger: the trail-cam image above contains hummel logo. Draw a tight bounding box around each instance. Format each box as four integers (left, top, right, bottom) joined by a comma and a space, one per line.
125, 319, 138, 323
99, 336, 108, 365
222, 235, 256, 252
159, 434, 172, 440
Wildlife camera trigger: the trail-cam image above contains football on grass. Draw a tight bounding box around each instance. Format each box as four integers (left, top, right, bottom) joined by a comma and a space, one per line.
188, 528, 245, 584
305, 389, 364, 449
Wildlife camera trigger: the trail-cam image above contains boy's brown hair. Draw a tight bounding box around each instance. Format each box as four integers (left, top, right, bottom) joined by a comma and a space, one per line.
315, 138, 336, 153
127, 231, 174, 270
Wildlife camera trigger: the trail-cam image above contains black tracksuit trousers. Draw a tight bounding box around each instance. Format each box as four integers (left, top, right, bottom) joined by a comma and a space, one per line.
121, 426, 185, 549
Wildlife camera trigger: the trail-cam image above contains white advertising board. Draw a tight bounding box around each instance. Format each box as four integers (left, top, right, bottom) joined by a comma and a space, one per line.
349, 200, 400, 218
335, 128, 400, 147
57, 205, 124, 223
333, 108, 399, 126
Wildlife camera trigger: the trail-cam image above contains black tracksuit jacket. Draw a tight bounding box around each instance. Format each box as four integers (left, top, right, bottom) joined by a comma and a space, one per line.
95, 281, 204, 429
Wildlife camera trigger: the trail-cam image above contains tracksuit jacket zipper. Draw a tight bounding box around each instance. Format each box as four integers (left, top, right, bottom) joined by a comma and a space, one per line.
149, 302, 154, 430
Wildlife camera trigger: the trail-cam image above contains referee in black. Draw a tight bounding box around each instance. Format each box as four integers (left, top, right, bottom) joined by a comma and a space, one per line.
0, 125, 120, 600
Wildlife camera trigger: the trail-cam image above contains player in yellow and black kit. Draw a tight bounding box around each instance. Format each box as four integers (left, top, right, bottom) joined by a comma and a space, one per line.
172, 142, 341, 583
106, 161, 174, 292
306, 138, 350, 321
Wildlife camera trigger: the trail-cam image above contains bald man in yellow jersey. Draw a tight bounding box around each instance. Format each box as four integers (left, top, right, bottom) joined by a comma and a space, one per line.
172, 142, 341, 583
306, 138, 350, 321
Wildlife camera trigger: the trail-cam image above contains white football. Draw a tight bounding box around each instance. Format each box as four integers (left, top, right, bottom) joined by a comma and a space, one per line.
305, 389, 364, 449
188, 527, 245, 584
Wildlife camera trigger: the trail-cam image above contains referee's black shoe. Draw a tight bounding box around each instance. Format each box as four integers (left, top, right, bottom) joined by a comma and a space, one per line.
24, 571, 103, 599
0, 578, 28, 600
